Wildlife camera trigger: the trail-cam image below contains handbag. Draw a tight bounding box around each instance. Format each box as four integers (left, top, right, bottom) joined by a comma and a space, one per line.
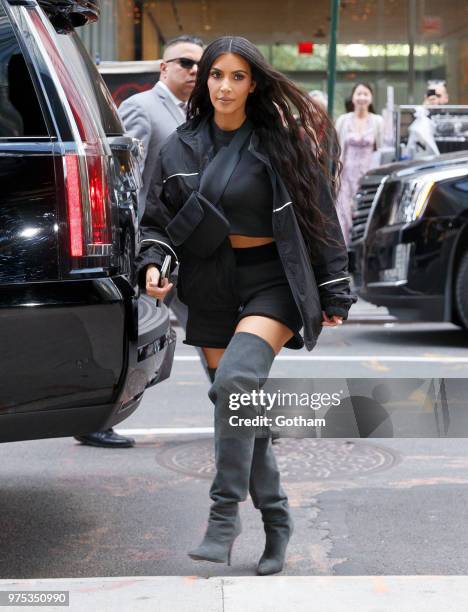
166, 119, 253, 258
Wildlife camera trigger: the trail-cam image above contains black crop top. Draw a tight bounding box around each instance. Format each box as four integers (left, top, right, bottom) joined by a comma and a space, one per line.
210, 120, 273, 237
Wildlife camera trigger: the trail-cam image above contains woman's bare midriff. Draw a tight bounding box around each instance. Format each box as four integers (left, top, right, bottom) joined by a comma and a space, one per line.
229, 235, 274, 248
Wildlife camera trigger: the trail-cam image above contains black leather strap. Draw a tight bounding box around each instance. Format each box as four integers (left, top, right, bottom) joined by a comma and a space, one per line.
199, 119, 253, 206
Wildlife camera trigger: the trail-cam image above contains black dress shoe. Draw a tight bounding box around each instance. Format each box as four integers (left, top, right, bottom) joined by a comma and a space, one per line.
74, 428, 135, 448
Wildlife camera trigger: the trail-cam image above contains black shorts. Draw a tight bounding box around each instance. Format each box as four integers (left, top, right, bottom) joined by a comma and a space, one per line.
184, 242, 304, 350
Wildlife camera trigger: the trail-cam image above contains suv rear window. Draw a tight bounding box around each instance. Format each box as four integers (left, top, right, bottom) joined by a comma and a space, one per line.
54, 30, 123, 137
0, 3, 48, 138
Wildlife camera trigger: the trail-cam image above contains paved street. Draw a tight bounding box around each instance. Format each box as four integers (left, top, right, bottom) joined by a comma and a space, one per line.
1, 308, 468, 586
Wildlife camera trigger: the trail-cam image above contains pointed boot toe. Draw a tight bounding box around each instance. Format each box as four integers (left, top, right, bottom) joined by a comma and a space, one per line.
256, 538, 288, 575
257, 555, 284, 576
257, 520, 293, 576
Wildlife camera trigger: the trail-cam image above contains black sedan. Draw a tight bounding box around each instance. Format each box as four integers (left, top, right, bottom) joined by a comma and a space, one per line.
350, 152, 468, 329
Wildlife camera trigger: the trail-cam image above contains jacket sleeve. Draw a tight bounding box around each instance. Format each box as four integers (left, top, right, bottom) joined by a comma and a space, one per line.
118, 98, 151, 174
135, 149, 181, 288
310, 170, 357, 319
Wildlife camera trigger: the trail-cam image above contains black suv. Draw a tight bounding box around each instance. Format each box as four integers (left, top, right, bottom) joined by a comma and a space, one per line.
0, 0, 175, 442
350, 152, 468, 329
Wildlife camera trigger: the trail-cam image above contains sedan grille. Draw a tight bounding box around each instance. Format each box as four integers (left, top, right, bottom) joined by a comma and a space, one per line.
350, 174, 386, 243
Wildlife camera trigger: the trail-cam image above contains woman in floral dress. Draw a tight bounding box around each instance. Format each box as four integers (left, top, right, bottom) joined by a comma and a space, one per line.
335, 82, 384, 245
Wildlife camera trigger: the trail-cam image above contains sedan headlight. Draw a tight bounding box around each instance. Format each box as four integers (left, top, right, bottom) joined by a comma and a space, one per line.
395, 179, 434, 224
395, 167, 468, 225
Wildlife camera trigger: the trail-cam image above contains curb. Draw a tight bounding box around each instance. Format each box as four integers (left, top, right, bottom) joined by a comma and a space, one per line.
346, 316, 397, 324
2, 575, 468, 611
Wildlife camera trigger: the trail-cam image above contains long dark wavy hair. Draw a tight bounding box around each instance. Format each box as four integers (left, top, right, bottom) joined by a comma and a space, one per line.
186, 36, 342, 256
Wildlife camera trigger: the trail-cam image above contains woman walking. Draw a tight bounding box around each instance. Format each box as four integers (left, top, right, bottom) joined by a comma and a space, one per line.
335, 82, 384, 245
137, 36, 355, 575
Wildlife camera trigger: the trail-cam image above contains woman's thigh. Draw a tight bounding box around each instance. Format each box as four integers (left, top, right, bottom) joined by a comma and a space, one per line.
235, 315, 293, 355
202, 316, 293, 369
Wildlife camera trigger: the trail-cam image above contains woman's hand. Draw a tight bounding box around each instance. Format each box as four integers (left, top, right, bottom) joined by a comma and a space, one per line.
145, 265, 173, 301
321, 311, 343, 327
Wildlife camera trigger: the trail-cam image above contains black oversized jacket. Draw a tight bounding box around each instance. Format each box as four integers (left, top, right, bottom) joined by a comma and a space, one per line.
136, 117, 356, 351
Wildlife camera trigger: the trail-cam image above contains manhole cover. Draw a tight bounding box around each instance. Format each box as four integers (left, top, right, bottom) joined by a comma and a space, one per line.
157, 438, 398, 481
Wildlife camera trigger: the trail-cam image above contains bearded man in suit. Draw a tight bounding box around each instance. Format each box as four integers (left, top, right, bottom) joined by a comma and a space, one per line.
74, 36, 204, 449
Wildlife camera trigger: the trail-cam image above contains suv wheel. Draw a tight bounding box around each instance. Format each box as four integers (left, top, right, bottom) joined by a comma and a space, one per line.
455, 250, 468, 330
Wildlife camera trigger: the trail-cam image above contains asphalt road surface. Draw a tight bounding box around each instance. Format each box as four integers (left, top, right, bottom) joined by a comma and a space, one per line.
1, 321, 468, 579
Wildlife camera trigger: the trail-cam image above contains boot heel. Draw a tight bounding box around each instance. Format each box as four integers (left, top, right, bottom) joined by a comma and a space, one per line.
188, 515, 242, 565
188, 531, 239, 565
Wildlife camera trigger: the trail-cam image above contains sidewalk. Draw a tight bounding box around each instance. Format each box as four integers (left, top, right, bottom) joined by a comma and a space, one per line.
2, 576, 467, 611
346, 297, 395, 323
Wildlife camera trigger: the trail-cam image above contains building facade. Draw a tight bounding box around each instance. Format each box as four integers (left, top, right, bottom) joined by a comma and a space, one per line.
80, 0, 468, 114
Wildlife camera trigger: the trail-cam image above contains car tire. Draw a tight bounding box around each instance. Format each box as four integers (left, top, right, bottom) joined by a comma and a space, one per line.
455, 250, 468, 330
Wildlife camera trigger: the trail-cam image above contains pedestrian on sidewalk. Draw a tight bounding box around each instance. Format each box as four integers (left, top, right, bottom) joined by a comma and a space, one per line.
335, 83, 384, 245
137, 36, 355, 575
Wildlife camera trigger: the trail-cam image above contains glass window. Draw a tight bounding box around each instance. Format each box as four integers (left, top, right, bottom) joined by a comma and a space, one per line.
54, 30, 123, 136
0, 4, 48, 137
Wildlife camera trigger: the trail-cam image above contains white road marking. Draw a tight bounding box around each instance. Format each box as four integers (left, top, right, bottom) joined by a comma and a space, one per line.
116, 427, 213, 435
174, 355, 468, 363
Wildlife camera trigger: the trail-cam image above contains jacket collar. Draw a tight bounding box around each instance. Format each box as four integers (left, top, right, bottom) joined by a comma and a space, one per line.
176, 115, 212, 166
248, 131, 272, 168
176, 114, 211, 146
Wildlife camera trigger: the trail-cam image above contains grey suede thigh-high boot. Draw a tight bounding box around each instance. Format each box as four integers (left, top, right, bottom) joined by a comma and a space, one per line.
188, 332, 275, 565
249, 436, 293, 575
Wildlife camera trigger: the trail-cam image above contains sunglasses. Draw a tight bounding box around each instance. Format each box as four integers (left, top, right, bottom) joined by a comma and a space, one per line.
165, 57, 199, 70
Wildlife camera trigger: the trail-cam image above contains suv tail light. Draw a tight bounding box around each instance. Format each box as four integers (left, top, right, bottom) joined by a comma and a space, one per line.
29, 9, 112, 260
86, 152, 111, 246
64, 155, 83, 257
